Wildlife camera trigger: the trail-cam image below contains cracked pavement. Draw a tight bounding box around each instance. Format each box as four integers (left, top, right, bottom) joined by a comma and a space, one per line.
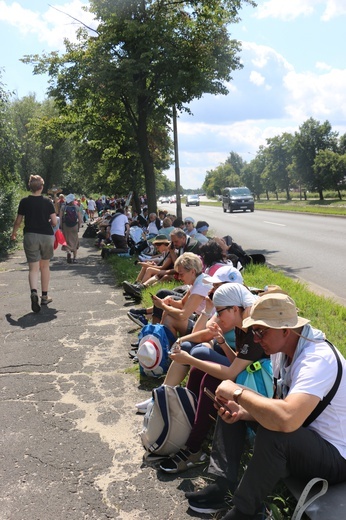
0, 235, 205, 520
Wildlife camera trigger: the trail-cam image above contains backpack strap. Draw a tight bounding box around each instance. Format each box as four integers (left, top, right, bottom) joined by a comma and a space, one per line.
175, 386, 197, 427
303, 339, 342, 427
148, 386, 171, 452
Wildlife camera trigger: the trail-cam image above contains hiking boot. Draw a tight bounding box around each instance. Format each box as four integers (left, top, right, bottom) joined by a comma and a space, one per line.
159, 448, 208, 474
31, 292, 41, 313
127, 310, 148, 327
41, 296, 53, 305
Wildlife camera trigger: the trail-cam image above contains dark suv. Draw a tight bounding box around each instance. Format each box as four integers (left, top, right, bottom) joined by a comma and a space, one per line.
222, 187, 254, 213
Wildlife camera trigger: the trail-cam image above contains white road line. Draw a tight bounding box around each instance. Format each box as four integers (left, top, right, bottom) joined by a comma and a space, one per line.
263, 221, 286, 227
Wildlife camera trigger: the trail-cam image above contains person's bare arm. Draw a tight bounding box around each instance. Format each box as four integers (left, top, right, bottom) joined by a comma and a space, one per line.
215, 379, 320, 432
10, 214, 23, 240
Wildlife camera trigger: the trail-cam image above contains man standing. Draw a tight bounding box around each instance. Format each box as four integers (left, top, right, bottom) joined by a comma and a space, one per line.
11, 175, 57, 312
186, 293, 346, 519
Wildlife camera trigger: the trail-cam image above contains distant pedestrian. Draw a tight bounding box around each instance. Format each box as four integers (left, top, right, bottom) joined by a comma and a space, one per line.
87, 197, 97, 220
10, 175, 57, 313
59, 194, 82, 264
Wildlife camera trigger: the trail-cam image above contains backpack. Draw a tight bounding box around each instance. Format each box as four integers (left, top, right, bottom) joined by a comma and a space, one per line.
137, 324, 176, 378
82, 223, 98, 238
236, 358, 274, 397
140, 385, 197, 456
64, 205, 78, 227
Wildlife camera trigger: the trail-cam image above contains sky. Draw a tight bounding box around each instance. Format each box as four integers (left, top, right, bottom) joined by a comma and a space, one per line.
1, 1, 346, 190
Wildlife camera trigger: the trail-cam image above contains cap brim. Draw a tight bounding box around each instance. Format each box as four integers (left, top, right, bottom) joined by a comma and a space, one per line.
243, 315, 310, 329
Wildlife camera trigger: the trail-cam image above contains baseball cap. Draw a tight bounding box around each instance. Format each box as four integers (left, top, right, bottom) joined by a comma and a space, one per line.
243, 293, 310, 329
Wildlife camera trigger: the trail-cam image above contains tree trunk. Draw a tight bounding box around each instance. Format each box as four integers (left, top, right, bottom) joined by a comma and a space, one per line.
319, 189, 324, 200
137, 96, 157, 214
286, 188, 291, 200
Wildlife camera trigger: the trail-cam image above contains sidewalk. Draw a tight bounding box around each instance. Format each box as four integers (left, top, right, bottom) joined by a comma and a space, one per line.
0, 234, 204, 519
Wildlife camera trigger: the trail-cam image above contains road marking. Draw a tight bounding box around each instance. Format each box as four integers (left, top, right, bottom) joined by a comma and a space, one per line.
263, 221, 286, 227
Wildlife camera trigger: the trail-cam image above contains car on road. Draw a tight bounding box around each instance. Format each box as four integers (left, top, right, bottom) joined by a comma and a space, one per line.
185, 194, 200, 207
222, 186, 254, 213
169, 195, 176, 203
159, 196, 170, 203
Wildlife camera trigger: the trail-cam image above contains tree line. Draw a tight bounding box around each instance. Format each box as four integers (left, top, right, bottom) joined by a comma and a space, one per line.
203, 118, 346, 201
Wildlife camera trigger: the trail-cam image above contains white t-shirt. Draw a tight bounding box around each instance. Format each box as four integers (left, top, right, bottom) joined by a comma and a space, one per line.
110, 213, 129, 237
287, 340, 346, 458
88, 199, 96, 211
190, 273, 213, 315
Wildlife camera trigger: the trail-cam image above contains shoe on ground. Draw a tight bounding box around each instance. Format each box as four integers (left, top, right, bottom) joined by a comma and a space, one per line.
31, 292, 41, 313
188, 498, 231, 515
67, 252, 72, 263
131, 340, 140, 348
159, 448, 207, 474
123, 281, 144, 297
41, 296, 52, 305
128, 348, 138, 359
127, 311, 148, 327
135, 397, 153, 414
129, 307, 147, 315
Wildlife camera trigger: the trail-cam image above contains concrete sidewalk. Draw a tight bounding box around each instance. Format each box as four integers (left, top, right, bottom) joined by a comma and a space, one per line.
0, 234, 204, 520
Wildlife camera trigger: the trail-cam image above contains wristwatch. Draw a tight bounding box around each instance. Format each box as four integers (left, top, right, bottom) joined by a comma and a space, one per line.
233, 388, 244, 405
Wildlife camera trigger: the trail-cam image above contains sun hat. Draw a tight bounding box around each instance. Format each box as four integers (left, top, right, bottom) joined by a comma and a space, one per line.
243, 293, 310, 329
203, 265, 243, 285
65, 193, 75, 204
184, 217, 195, 224
152, 234, 170, 244
213, 283, 256, 309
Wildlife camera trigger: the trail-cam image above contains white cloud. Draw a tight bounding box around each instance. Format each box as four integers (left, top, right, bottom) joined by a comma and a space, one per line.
283, 68, 346, 120
249, 70, 265, 86
0, 1, 96, 48
255, 0, 316, 21
322, 0, 346, 21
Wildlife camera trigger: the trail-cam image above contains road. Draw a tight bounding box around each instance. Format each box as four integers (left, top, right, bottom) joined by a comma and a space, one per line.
161, 202, 346, 306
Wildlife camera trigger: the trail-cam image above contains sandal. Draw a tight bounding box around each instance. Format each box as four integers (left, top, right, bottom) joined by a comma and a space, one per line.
159, 448, 207, 474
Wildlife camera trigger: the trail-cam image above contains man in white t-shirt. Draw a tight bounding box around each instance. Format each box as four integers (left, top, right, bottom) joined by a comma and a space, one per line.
186, 293, 346, 519
109, 207, 129, 251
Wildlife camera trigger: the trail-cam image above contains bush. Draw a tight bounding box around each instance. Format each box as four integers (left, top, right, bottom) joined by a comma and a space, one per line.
0, 181, 20, 258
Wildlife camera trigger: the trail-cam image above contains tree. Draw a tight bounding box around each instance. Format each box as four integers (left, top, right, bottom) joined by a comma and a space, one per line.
23, 0, 255, 211
264, 133, 295, 200
313, 150, 346, 200
293, 118, 338, 200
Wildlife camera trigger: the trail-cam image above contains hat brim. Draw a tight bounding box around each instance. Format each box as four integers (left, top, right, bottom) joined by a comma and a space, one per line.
243, 315, 310, 329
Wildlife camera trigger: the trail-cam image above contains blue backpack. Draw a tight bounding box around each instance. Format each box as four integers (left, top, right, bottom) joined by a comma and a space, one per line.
137, 324, 176, 378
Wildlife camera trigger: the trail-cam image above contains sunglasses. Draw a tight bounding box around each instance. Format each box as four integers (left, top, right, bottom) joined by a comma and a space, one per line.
216, 306, 232, 317
252, 328, 269, 340
184, 221, 193, 225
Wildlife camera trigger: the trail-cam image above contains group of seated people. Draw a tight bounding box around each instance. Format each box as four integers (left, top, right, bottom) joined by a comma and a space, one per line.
123, 236, 346, 519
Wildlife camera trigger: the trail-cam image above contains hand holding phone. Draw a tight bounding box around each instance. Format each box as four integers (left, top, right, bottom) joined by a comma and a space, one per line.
204, 387, 233, 414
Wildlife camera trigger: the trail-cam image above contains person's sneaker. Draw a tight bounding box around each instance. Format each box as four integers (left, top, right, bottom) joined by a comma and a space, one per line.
30, 292, 41, 313
41, 296, 53, 305
188, 498, 231, 515
159, 448, 208, 474
127, 310, 148, 327
128, 348, 138, 359
123, 281, 144, 297
135, 397, 153, 414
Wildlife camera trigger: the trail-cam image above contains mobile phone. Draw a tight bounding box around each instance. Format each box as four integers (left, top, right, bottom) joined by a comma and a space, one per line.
204, 387, 233, 414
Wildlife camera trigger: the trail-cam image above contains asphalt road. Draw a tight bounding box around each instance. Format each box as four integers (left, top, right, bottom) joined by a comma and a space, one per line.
162, 202, 346, 306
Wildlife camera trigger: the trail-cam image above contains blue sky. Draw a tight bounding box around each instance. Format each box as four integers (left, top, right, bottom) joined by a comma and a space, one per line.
1, 1, 346, 189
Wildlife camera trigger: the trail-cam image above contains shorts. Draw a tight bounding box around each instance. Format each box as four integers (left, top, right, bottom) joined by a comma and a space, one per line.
24, 233, 54, 263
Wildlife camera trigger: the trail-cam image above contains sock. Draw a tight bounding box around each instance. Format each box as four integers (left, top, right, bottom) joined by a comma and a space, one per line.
31, 289, 37, 294
42, 291, 48, 297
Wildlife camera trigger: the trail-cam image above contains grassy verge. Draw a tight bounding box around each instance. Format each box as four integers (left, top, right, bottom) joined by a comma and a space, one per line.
195, 198, 346, 216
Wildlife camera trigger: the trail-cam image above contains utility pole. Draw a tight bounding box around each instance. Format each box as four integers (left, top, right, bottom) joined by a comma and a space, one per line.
173, 105, 182, 219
